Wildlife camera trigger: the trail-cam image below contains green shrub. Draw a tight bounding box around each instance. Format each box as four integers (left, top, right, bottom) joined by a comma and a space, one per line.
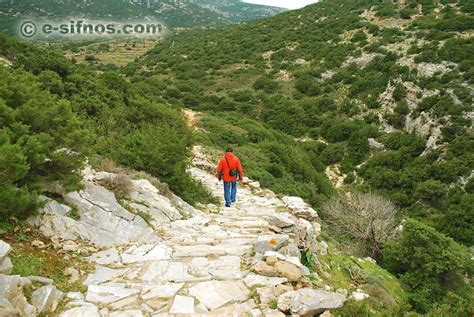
383, 219, 473, 313
0, 67, 89, 219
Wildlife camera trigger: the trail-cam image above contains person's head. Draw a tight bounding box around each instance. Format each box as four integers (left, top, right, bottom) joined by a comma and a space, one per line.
226, 147, 233, 153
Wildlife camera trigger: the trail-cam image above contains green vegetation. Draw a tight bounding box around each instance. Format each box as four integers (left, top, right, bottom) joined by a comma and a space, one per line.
2, 223, 93, 293
0, 0, 472, 314
0, 0, 285, 37
121, 0, 472, 314
383, 219, 473, 312
0, 32, 215, 223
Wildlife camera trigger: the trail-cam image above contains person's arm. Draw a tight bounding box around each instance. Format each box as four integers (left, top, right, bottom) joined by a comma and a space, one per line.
216, 159, 223, 180
237, 159, 243, 181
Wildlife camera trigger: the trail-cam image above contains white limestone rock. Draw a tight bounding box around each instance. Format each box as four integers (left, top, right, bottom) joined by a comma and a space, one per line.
31, 285, 64, 314
282, 196, 318, 220
244, 273, 288, 288
255, 234, 289, 254
169, 295, 195, 314
0, 256, 13, 275
85, 283, 139, 304
351, 290, 370, 301
60, 304, 100, 317
277, 288, 346, 315
121, 244, 172, 264
40, 197, 71, 216
87, 248, 121, 265
83, 266, 129, 285
141, 283, 184, 300
265, 213, 295, 228
188, 280, 249, 310
109, 309, 144, 317
0, 274, 37, 316
0, 240, 11, 261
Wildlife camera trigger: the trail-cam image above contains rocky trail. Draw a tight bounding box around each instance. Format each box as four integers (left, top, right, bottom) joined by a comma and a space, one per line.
1, 147, 346, 317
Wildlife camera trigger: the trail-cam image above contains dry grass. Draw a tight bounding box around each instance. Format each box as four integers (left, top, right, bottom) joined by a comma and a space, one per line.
97, 174, 133, 200
95, 158, 173, 199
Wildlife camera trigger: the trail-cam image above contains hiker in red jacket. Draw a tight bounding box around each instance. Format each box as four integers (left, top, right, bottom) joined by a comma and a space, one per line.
216, 147, 244, 207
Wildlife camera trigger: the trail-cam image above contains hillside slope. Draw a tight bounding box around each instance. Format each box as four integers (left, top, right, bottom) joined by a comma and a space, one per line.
125, 0, 473, 244
0, 0, 286, 36
123, 0, 473, 312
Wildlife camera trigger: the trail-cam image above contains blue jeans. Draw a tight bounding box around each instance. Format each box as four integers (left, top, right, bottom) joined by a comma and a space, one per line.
223, 181, 237, 207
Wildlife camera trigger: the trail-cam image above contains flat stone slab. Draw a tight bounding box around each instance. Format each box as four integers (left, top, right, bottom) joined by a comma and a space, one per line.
59, 304, 99, 317
85, 284, 139, 304
83, 267, 129, 285
87, 248, 121, 265
141, 283, 184, 300
109, 309, 144, 317
244, 273, 288, 288
188, 280, 249, 310
121, 244, 172, 264
277, 288, 346, 315
169, 295, 195, 314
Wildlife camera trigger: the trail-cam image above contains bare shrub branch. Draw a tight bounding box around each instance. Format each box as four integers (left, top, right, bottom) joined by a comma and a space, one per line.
323, 192, 399, 259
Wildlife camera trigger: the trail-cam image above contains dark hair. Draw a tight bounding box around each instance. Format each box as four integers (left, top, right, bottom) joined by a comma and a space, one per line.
226, 147, 233, 152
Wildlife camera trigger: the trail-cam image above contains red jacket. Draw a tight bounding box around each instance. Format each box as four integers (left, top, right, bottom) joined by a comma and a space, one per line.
216, 152, 243, 182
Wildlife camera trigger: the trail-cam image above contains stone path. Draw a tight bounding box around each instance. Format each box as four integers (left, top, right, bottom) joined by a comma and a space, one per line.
21, 147, 342, 316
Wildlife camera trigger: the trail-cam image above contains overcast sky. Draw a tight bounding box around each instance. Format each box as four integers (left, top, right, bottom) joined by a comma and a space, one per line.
242, 0, 318, 10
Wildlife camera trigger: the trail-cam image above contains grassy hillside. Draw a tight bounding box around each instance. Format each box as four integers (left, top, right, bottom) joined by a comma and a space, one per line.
123, 0, 473, 313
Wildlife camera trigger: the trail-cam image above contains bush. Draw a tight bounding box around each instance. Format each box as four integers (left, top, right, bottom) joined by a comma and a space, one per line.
323, 192, 400, 259
415, 179, 448, 207
383, 219, 473, 313
253, 75, 278, 93
0, 67, 89, 219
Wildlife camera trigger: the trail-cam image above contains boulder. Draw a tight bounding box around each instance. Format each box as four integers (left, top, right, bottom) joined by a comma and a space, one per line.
277, 288, 345, 316
253, 262, 278, 277
257, 284, 293, 305
255, 234, 289, 254
277, 242, 300, 259
0, 274, 37, 316
40, 197, 71, 216
0, 298, 21, 316
0, 256, 13, 275
31, 285, 64, 314
63, 182, 159, 248
64, 268, 80, 283
0, 241, 12, 261
244, 273, 287, 288
351, 290, 370, 301
282, 196, 318, 220
318, 241, 328, 256
265, 213, 295, 228
274, 261, 302, 281
62, 240, 78, 252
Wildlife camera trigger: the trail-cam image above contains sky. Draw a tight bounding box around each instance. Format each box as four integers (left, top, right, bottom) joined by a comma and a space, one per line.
242, 0, 318, 10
